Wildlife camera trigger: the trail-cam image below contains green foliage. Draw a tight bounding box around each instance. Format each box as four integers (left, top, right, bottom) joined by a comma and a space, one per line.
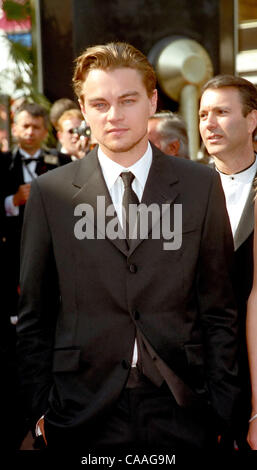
1, 0, 53, 124
3, 0, 31, 21
8, 39, 33, 68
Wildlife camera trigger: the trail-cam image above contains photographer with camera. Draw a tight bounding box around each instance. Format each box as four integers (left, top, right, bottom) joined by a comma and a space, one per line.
56, 108, 91, 159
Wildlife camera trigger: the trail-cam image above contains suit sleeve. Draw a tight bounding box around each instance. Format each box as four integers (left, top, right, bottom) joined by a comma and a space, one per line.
16, 178, 60, 429
197, 170, 239, 424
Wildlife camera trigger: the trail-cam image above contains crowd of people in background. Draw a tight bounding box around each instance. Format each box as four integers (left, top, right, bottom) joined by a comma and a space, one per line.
1, 41, 257, 459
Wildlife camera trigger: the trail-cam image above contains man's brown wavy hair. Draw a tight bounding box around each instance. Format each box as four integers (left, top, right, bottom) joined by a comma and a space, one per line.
72, 42, 157, 101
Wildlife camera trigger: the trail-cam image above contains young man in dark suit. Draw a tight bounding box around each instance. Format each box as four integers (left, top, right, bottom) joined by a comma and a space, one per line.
17, 43, 239, 455
199, 75, 257, 450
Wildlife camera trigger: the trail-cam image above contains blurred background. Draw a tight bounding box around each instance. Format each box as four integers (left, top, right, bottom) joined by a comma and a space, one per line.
0, 0, 256, 158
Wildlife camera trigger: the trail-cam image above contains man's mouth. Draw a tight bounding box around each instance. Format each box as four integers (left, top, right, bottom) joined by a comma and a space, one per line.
107, 128, 128, 135
207, 134, 223, 143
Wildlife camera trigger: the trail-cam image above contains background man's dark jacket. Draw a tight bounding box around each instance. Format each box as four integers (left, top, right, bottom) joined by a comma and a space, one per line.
0, 147, 71, 317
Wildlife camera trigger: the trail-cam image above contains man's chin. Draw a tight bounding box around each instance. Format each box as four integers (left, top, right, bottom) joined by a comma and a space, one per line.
22, 143, 36, 150
102, 136, 147, 155
205, 144, 226, 157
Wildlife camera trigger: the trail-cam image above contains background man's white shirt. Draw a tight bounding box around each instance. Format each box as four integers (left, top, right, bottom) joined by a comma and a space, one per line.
217, 156, 257, 237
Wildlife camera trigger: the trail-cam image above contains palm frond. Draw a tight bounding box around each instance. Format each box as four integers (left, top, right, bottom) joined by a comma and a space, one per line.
3, 0, 30, 21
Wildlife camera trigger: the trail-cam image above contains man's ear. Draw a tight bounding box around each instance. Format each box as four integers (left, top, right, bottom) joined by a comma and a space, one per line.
149, 89, 158, 116
79, 98, 86, 119
166, 140, 180, 156
247, 109, 257, 135
12, 123, 17, 138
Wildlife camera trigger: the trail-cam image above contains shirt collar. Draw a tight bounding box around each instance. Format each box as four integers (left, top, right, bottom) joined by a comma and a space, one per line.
19, 147, 42, 160
216, 154, 257, 183
97, 142, 152, 192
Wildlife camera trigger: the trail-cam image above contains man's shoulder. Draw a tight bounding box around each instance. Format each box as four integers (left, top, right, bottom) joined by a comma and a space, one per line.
0, 148, 17, 159
155, 148, 216, 181
43, 148, 72, 165
35, 154, 90, 196
0, 149, 18, 170
37, 157, 79, 182
38, 147, 97, 182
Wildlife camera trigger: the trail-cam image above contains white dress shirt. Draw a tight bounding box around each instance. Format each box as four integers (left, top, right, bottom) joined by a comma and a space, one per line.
98, 143, 152, 228
217, 156, 257, 237
98, 143, 153, 366
4, 148, 42, 217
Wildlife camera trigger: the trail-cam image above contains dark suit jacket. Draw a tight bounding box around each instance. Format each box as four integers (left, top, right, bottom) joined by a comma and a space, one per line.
231, 175, 256, 439
204, 161, 256, 446
17, 145, 239, 435
0, 147, 72, 317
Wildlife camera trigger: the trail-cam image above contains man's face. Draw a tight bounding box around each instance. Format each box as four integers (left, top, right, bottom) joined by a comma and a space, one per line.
79, 67, 157, 160
57, 117, 83, 155
199, 87, 255, 160
12, 110, 48, 154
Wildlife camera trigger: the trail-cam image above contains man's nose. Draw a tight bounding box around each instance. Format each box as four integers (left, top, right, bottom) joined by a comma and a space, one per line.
108, 105, 123, 121
26, 126, 34, 135
205, 113, 217, 129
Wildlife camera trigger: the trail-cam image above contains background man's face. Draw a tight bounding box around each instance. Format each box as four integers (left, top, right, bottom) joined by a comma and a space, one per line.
58, 117, 83, 155
199, 87, 254, 160
80, 67, 157, 159
12, 110, 48, 154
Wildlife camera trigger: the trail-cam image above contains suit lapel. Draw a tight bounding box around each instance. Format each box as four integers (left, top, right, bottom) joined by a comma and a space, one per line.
234, 182, 255, 251
129, 149, 179, 255
72, 148, 128, 255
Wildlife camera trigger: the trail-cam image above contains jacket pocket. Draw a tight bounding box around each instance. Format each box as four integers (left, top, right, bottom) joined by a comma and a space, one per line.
52, 347, 81, 372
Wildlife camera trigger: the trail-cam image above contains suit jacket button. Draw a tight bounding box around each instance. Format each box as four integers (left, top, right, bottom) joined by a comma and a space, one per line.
121, 360, 130, 370
129, 264, 137, 273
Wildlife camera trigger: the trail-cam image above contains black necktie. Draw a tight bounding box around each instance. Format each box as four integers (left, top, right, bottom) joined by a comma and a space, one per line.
22, 156, 45, 177
120, 171, 139, 243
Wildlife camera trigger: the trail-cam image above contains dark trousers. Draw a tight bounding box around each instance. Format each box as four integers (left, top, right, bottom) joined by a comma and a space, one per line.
44, 381, 218, 454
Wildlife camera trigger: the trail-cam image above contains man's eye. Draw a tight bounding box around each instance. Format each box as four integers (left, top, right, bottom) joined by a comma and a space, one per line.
94, 103, 106, 109
122, 99, 135, 105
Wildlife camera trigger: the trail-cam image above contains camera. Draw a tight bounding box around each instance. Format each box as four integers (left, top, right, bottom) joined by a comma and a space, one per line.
72, 120, 91, 138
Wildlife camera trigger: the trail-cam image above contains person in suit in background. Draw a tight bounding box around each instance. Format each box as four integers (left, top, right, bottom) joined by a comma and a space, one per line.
246, 190, 257, 450
1, 101, 72, 324
17, 42, 238, 455
199, 74, 257, 450
0, 101, 72, 450
148, 111, 189, 159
